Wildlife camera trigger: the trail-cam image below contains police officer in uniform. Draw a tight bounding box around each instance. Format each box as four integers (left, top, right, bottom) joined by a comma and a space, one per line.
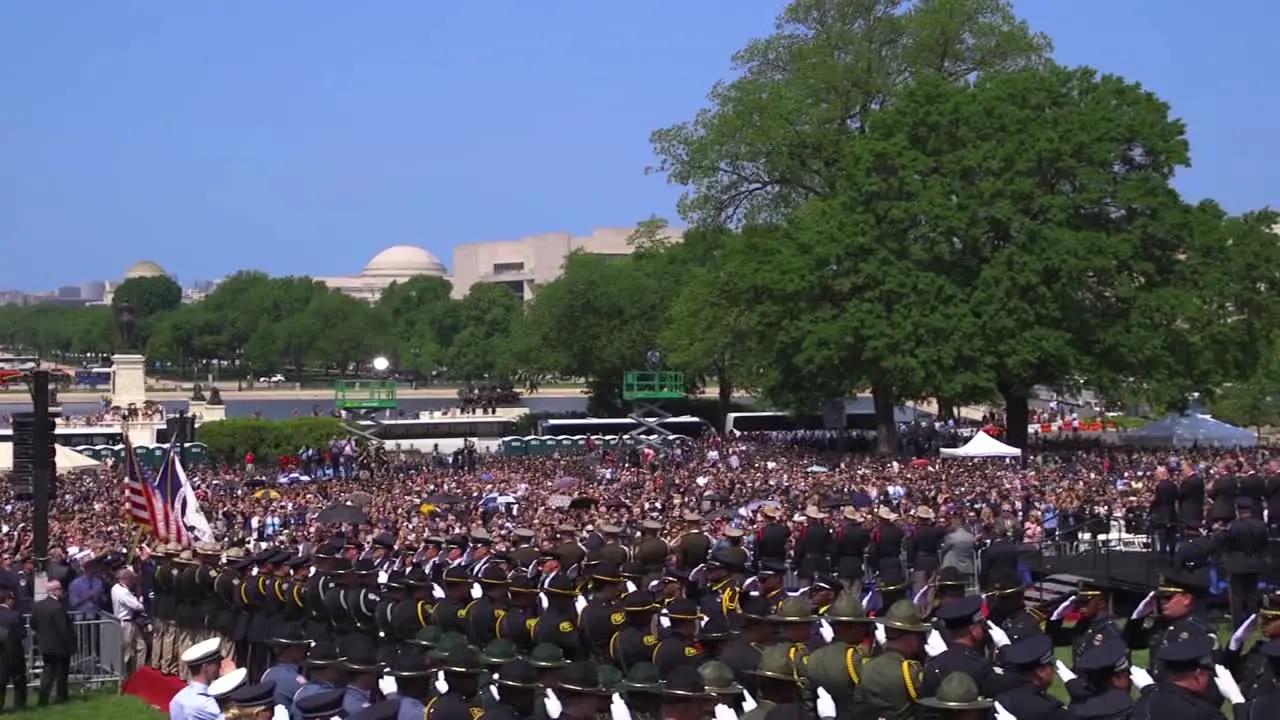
908, 506, 944, 594
985, 569, 1045, 643
149, 543, 179, 674
1220, 497, 1270, 627
1234, 639, 1280, 719
608, 590, 662, 672
832, 508, 870, 590
533, 574, 586, 661
507, 529, 540, 573
464, 564, 510, 647
389, 565, 437, 645
292, 639, 345, 712
869, 507, 906, 577
373, 569, 406, 649
1224, 588, 1280, 700
675, 513, 711, 572
755, 506, 790, 572
302, 540, 341, 643
385, 646, 434, 719
795, 507, 833, 583
173, 549, 203, 673
369, 532, 396, 573
598, 524, 631, 566
1122, 566, 1218, 678
993, 633, 1073, 720
651, 598, 704, 675
261, 621, 311, 714
635, 520, 669, 577
494, 573, 538, 652
554, 525, 587, 578
578, 562, 627, 659
322, 557, 356, 643
852, 600, 930, 720
431, 566, 474, 636
1068, 635, 1142, 717
804, 590, 874, 714
719, 593, 772, 694
922, 595, 1010, 700
1133, 631, 1237, 720
1046, 580, 1123, 667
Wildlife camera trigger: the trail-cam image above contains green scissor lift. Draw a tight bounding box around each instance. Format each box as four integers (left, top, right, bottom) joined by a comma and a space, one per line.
334, 380, 398, 444
621, 370, 685, 457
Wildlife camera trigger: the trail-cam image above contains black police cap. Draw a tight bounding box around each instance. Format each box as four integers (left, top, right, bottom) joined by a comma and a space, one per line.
932, 595, 983, 627
623, 590, 659, 612
1000, 633, 1054, 669
665, 598, 700, 621
293, 687, 345, 718
1074, 636, 1129, 674
227, 680, 275, 708
1156, 630, 1215, 667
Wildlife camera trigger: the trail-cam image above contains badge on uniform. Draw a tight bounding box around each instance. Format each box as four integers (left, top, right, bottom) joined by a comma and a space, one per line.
457, 609, 467, 619
610, 612, 625, 626
684, 646, 700, 657
469, 708, 485, 720
643, 634, 658, 646
558, 621, 574, 633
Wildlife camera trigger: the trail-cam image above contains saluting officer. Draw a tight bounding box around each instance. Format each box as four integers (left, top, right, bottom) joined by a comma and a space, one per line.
852, 600, 930, 720
368, 532, 396, 573
432, 566, 474, 636
805, 590, 874, 714
1134, 631, 1237, 720
1223, 589, 1280, 700
1122, 565, 1219, 679
389, 565, 437, 643
992, 633, 1073, 720
348, 558, 381, 634
1045, 579, 1122, 667
984, 568, 1045, 643
675, 513, 711, 571
532, 574, 586, 661
635, 520, 669, 576
466, 530, 497, 579
494, 573, 540, 653
1234, 640, 1280, 718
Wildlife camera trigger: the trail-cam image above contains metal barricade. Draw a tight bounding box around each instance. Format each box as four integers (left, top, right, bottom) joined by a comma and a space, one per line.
22, 611, 125, 691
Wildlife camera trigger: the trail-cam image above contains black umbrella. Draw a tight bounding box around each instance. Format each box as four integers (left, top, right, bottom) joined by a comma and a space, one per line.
604, 498, 630, 510
703, 492, 728, 503
317, 503, 369, 525
425, 493, 465, 506
821, 497, 851, 510
704, 508, 736, 521
569, 496, 597, 510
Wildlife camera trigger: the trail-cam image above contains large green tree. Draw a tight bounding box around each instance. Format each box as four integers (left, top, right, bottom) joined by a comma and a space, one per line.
111, 275, 183, 318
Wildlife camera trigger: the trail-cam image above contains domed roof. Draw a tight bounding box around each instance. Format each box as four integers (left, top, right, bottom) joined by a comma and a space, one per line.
362, 245, 446, 278
124, 260, 167, 279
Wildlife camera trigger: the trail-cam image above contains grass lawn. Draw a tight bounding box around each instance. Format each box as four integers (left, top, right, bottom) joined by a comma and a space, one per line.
11, 692, 161, 719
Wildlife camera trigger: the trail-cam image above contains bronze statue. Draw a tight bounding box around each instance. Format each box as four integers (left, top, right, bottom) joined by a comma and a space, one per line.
191, 383, 206, 402
114, 301, 139, 352
207, 386, 223, 405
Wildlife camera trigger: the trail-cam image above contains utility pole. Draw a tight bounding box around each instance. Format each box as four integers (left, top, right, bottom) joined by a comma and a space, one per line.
12, 369, 57, 600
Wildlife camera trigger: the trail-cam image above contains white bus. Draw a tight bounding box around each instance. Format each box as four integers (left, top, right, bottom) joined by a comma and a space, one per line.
538, 416, 713, 438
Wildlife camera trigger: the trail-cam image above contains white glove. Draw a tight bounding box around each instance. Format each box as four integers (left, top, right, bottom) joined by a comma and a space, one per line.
874, 623, 887, 646
925, 630, 948, 658
378, 675, 398, 696
689, 564, 707, 583
986, 621, 1011, 648
1229, 613, 1258, 651
994, 700, 1017, 720
741, 689, 758, 713
612, 693, 634, 720
1051, 596, 1076, 622
544, 688, 563, 719
713, 703, 738, 720
470, 582, 483, 600
860, 591, 873, 607
539, 592, 549, 611
816, 687, 837, 718
1131, 591, 1157, 620
431, 583, 445, 600
625, 580, 637, 594
434, 670, 449, 695
1129, 665, 1154, 690
574, 595, 588, 615
659, 611, 671, 629
819, 619, 835, 643
1214, 664, 1245, 704
272, 706, 289, 720
377, 570, 390, 585
1054, 660, 1076, 683
489, 685, 501, 701
912, 585, 932, 610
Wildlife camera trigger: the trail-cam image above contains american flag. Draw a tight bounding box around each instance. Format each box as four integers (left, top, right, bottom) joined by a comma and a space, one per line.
153, 441, 191, 547
123, 435, 160, 536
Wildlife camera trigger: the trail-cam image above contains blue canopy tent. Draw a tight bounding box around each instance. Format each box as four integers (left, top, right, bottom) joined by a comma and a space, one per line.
1126, 414, 1257, 448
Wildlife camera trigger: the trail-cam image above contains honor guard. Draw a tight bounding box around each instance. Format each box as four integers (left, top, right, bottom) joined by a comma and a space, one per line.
578, 562, 627, 659
339, 634, 384, 714
598, 524, 631, 566
261, 621, 310, 713
533, 574, 587, 661
385, 647, 434, 719
464, 564, 510, 647
608, 590, 662, 672
852, 600, 930, 720
742, 645, 804, 720
389, 566, 436, 642
149, 543, 180, 675
432, 566, 474, 636
466, 530, 497, 578
917, 673, 996, 718
805, 590, 874, 713
751, 560, 787, 613
293, 687, 345, 720
507, 529, 540, 573
554, 525, 587, 577
755, 506, 790, 571
833, 507, 871, 587
650, 598, 704, 675
302, 540, 340, 643
1225, 589, 1280, 700
173, 549, 203, 671
369, 532, 396, 572
697, 549, 744, 631
1235, 640, 1280, 718
922, 595, 1011, 701
210, 547, 245, 661
795, 506, 833, 581
477, 639, 520, 709
1045, 579, 1122, 667
373, 569, 406, 647
992, 633, 1071, 720
635, 520, 669, 576
1132, 631, 1233, 720
984, 569, 1044, 643
907, 506, 944, 592
1122, 565, 1218, 678
720, 593, 773, 693
348, 558, 381, 634
675, 513, 711, 571
494, 573, 540, 652
292, 639, 344, 710
810, 574, 841, 616
322, 558, 356, 641
1069, 635, 1138, 716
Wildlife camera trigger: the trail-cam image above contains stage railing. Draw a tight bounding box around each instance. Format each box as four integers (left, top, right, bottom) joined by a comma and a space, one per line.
20, 611, 125, 691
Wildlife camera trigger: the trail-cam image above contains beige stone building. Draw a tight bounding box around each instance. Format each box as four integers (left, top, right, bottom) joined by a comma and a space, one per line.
310, 225, 683, 302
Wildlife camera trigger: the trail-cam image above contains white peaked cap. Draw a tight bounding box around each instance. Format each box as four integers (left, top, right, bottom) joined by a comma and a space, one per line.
180, 637, 224, 666
208, 667, 247, 698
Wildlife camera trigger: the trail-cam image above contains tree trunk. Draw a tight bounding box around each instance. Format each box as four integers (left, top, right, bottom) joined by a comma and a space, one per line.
871, 384, 899, 456
717, 370, 732, 425
936, 396, 956, 422
1001, 385, 1030, 454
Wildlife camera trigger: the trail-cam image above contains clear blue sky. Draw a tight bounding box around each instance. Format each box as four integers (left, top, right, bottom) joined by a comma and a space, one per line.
2, 1, 1276, 290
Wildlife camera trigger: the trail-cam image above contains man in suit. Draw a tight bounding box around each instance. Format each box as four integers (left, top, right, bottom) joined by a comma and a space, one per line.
1177, 465, 1206, 537
939, 516, 976, 586
0, 576, 28, 711
1149, 467, 1179, 556
31, 579, 75, 706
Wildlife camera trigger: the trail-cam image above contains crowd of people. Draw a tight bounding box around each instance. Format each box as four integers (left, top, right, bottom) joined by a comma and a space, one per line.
4, 428, 1280, 719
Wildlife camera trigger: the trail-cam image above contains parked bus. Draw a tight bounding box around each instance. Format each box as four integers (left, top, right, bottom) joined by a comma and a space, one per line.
538, 416, 713, 438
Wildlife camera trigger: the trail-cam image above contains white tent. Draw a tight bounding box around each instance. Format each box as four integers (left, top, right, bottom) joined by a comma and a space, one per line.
939, 431, 1022, 459
0, 443, 103, 472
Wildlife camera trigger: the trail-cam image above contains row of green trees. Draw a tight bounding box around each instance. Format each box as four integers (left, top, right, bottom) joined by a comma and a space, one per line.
4, 1, 1280, 449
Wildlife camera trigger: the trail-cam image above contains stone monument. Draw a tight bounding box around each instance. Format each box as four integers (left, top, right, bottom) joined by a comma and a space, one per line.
189, 383, 227, 422
109, 301, 148, 410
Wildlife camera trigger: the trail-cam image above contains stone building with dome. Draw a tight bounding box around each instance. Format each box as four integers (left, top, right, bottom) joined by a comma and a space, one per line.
102, 260, 176, 305
313, 245, 450, 302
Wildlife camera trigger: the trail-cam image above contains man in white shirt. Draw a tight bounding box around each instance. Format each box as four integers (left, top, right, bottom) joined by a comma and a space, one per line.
111, 568, 147, 676
169, 637, 227, 720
